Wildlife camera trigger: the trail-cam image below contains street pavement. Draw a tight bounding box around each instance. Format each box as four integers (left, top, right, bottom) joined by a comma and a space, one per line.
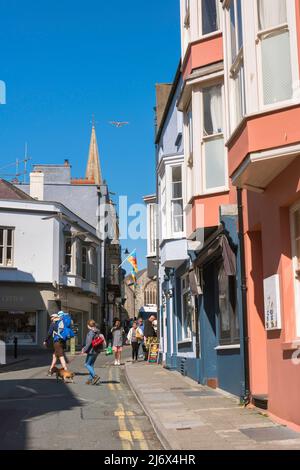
125, 361, 300, 450
0, 347, 162, 450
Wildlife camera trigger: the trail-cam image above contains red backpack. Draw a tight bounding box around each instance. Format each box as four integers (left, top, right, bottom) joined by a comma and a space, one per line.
92, 333, 105, 351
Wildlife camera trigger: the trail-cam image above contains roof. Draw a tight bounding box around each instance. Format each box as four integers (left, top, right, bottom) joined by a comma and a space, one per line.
0, 179, 34, 201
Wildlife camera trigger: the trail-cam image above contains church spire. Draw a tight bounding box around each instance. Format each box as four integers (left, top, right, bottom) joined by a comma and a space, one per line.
85, 124, 102, 185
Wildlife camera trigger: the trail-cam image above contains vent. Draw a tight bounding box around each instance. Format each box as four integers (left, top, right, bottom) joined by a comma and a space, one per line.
180, 358, 187, 376
252, 394, 268, 410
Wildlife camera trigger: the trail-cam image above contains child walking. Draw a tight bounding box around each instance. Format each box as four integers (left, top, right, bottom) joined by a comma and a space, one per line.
111, 319, 125, 366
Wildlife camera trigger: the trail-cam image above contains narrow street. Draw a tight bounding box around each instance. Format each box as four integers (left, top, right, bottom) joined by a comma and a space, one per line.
0, 348, 162, 450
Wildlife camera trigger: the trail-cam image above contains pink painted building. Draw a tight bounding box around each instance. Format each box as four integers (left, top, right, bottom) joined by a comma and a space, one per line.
222, 0, 300, 429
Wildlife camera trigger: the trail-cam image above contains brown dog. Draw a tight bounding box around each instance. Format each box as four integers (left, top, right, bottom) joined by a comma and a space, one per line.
51, 367, 75, 383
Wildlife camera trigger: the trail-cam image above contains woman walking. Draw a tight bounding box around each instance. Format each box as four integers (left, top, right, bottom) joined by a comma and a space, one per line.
44, 313, 68, 375
111, 319, 125, 366
127, 321, 142, 362
81, 320, 106, 385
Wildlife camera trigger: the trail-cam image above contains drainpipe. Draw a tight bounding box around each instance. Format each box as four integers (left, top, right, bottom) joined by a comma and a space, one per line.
237, 188, 250, 405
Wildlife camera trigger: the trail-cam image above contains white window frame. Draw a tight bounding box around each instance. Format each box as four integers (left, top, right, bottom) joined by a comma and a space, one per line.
0, 227, 14, 268
170, 164, 184, 238
226, 0, 246, 131
290, 200, 300, 338
198, 0, 222, 39
254, 0, 299, 112
148, 203, 157, 257
201, 82, 228, 194
160, 172, 167, 241
184, 100, 194, 203
89, 246, 97, 283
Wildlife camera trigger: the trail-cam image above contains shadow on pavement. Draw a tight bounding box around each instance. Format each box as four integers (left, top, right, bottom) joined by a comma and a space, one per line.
0, 377, 83, 450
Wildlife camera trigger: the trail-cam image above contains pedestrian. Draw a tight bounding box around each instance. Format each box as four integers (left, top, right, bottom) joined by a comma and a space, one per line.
44, 313, 68, 376
81, 320, 106, 385
111, 319, 125, 366
137, 317, 145, 359
143, 314, 158, 360
127, 321, 142, 362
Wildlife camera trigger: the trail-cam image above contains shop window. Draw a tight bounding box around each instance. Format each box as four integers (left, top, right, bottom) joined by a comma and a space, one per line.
201, 0, 219, 36
181, 274, 193, 340
218, 263, 239, 345
0, 312, 37, 345
257, 0, 292, 106
0, 227, 14, 267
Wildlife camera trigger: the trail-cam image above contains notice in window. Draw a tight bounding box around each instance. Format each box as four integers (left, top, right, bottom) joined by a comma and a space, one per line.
263, 274, 282, 330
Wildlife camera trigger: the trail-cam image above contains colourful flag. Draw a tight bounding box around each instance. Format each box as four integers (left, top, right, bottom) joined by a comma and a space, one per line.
131, 270, 137, 287
127, 249, 138, 274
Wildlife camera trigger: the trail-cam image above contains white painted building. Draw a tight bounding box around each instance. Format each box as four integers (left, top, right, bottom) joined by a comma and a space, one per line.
0, 192, 101, 347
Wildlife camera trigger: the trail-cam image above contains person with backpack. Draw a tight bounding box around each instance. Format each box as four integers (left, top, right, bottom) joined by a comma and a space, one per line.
81, 320, 106, 385
44, 311, 73, 375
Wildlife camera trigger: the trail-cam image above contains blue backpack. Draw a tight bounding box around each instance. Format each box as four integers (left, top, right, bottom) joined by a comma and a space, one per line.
53, 312, 75, 342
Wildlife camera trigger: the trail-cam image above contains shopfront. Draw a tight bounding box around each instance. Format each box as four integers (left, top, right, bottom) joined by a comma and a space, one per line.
0, 284, 47, 347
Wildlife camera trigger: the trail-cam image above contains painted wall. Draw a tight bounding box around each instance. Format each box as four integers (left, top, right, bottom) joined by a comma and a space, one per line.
0, 209, 56, 283
182, 34, 223, 80
245, 157, 300, 427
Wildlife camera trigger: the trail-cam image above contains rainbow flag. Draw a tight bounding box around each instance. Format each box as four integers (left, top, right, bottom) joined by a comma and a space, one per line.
127, 249, 138, 274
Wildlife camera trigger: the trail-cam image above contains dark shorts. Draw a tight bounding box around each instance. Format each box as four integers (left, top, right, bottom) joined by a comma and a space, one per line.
53, 341, 64, 358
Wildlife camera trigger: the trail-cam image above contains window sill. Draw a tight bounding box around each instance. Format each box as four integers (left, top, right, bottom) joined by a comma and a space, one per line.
215, 344, 240, 351
178, 339, 193, 345
0, 266, 17, 270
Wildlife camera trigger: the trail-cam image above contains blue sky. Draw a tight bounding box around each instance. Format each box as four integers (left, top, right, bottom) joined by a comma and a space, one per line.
0, 0, 181, 270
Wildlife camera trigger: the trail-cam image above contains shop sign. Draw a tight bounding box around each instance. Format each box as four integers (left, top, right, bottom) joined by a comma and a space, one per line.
9, 311, 25, 315
0, 295, 24, 305
148, 342, 159, 364
264, 274, 282, 330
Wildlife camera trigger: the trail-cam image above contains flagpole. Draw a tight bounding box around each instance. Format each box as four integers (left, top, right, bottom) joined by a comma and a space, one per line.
117, 249, 136, 269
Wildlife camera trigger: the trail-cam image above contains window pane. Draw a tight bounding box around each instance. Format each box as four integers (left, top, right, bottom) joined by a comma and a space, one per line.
0, 229, 3, 246
6, 248, 12, 265
203, 85, 223, 135
262, 30, 292, 105
258, 0, 287, 30
204, 137, 225, 189
7, 229, 12, 247
230, 2, 237, 62
235, 63, 246, 124
202, 0, 218, 35
237, 0, 243, 50
172, 201, 183, 233
188, 104, 193, 154
172, 166, 182, 183
172, 182, 182, 199
0, 247, 3, 264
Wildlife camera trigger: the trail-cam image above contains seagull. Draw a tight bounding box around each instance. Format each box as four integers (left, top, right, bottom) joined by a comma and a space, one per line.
109, 121, 130, 128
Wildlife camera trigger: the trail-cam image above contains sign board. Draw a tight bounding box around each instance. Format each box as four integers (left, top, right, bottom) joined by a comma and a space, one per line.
264, 274, 282, 330
148, 341, 159, 364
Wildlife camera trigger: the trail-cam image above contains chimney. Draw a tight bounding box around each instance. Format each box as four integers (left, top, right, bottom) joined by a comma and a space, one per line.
30, 172, 44, 200
64, 159, 70, 166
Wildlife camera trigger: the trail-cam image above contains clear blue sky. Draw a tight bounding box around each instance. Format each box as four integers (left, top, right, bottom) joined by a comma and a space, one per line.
0, 0, 181, 271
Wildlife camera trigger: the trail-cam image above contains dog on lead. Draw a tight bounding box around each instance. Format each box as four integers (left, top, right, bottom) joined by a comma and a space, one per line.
51, 367, 75, 383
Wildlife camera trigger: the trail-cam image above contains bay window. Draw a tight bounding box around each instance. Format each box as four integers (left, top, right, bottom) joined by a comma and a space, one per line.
257, 0, 293, 106
201, 0, 219, 36
202, 84, 226, 191
229, 0, 246, 129
160, 174, 166, 240
171, 166, 184, 234
0, 227, 14, 267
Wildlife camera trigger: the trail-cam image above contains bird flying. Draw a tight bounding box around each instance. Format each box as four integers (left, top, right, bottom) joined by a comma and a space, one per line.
109, 121, 129, 128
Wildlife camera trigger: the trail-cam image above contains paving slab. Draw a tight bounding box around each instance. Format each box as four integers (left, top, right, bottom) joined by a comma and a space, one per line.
125, 361, 300, 450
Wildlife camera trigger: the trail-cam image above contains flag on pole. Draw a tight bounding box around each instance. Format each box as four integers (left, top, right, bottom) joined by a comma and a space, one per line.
127, 249, 138, 274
